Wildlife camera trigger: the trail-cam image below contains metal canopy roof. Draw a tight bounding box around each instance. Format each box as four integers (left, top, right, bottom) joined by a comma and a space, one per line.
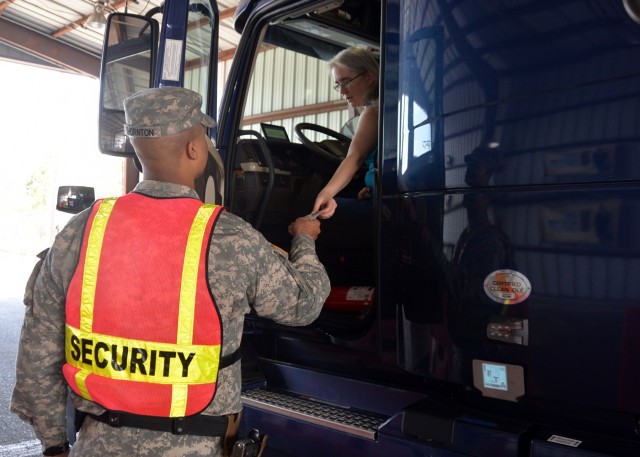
0, 0, 241, 77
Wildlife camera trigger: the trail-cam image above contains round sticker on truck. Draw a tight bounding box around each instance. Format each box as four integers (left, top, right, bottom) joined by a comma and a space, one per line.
483, 269, 531, 305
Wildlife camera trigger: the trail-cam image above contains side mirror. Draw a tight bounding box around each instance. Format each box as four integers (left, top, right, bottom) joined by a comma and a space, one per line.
98, 13, 158, 157
56, 186, 95, 214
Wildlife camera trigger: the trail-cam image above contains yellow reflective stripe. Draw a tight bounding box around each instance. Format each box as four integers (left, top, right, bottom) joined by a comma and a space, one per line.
173, 204, 217, 416
75, 370, 91, 400
65, 325, 221, 383
272, 244, 289, 256
178, 204, 216, 346
80, 198, 117, 334
171, 384, 189, 417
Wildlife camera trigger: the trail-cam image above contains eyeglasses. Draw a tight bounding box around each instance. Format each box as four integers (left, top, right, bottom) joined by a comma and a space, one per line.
333, 72, 365, 92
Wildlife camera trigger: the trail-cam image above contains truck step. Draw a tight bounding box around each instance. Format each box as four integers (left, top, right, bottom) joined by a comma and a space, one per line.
241, 387, 388, 440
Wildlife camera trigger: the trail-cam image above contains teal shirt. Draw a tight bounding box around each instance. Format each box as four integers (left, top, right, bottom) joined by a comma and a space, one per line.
364, 147, 377, 189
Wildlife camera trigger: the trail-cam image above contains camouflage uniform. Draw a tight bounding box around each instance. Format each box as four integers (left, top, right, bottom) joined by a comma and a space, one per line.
11, 180, 330, 456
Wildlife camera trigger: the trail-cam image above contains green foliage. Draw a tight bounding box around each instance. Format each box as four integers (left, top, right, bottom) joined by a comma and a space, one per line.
25, 159, 52, 211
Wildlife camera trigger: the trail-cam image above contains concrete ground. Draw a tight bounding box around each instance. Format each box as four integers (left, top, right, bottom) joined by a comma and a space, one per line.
0, 250, 45, 457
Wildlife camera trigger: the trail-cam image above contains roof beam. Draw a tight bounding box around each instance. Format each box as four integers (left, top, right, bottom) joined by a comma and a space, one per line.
0, 0, 18, 14
0, 18, 100, 77
53, 4, 237, 40
219, 6, 236, 20
52, 0, 127, 38
1, 4, 238, 76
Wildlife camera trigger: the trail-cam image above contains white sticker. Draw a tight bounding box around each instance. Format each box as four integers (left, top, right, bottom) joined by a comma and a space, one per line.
482, 362, 508, 391
345, 287, 374, 302
548, 435, 582, 447
162, 39, 183, 81
483, 269, 531, 305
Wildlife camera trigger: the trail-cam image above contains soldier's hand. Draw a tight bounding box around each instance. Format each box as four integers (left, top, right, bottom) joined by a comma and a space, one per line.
288, 217, 321, 240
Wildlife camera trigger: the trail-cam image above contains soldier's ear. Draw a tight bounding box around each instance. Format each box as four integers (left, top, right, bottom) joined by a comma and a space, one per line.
185, 138, 199, 161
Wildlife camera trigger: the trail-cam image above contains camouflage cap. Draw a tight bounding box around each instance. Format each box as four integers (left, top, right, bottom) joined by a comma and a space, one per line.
123, 87, 216, 138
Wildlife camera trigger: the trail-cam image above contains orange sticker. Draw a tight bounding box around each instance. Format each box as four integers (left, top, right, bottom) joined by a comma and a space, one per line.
483, 270, 531, 305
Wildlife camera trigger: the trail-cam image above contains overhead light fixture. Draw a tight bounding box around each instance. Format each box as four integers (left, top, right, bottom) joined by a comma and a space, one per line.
87, 0, 107, 29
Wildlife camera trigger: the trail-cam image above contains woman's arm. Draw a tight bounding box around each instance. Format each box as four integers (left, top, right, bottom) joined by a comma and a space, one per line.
313, 106, 378, 217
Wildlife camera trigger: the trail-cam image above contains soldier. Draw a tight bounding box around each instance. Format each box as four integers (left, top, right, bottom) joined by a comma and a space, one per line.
11, 86, 330, 457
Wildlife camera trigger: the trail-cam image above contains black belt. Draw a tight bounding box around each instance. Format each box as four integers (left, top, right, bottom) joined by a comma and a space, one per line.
89, 411, 229, 437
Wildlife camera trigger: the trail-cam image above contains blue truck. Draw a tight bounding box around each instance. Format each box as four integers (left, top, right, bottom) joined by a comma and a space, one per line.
94, 0, 640, 455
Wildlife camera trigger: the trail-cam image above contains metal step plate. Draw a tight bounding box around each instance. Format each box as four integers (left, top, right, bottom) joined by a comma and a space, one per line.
241, 388, 388, 440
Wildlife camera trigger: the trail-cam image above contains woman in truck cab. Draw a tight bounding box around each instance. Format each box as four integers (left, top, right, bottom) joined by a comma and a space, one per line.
311, 46, 380, 219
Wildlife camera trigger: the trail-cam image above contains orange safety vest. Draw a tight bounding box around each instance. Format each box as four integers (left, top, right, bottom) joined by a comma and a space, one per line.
64, 193, 226, 418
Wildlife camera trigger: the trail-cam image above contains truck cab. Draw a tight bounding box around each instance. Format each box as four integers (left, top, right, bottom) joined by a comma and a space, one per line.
98, 0, 640, 455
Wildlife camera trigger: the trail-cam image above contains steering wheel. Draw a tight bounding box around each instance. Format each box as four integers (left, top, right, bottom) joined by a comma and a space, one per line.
294, 122, 351, 165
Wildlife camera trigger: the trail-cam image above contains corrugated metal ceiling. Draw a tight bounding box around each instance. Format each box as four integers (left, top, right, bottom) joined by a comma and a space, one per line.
0, 0, 242, 77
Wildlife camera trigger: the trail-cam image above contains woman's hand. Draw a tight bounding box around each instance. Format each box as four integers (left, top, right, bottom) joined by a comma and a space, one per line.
312, 191, 338, 219
357, 187, 371, 200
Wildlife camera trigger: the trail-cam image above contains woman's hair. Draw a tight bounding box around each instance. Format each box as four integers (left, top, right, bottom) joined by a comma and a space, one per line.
329, 47, 380, 102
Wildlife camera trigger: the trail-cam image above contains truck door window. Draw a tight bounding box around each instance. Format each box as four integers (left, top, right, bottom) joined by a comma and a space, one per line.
99, 14, 156, 157
183, 0, 214, 112
242, 43, 349, 139
398, 27, 444, 191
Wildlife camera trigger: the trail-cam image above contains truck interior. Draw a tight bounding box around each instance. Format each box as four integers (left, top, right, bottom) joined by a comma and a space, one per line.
228, 0, 382, 337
